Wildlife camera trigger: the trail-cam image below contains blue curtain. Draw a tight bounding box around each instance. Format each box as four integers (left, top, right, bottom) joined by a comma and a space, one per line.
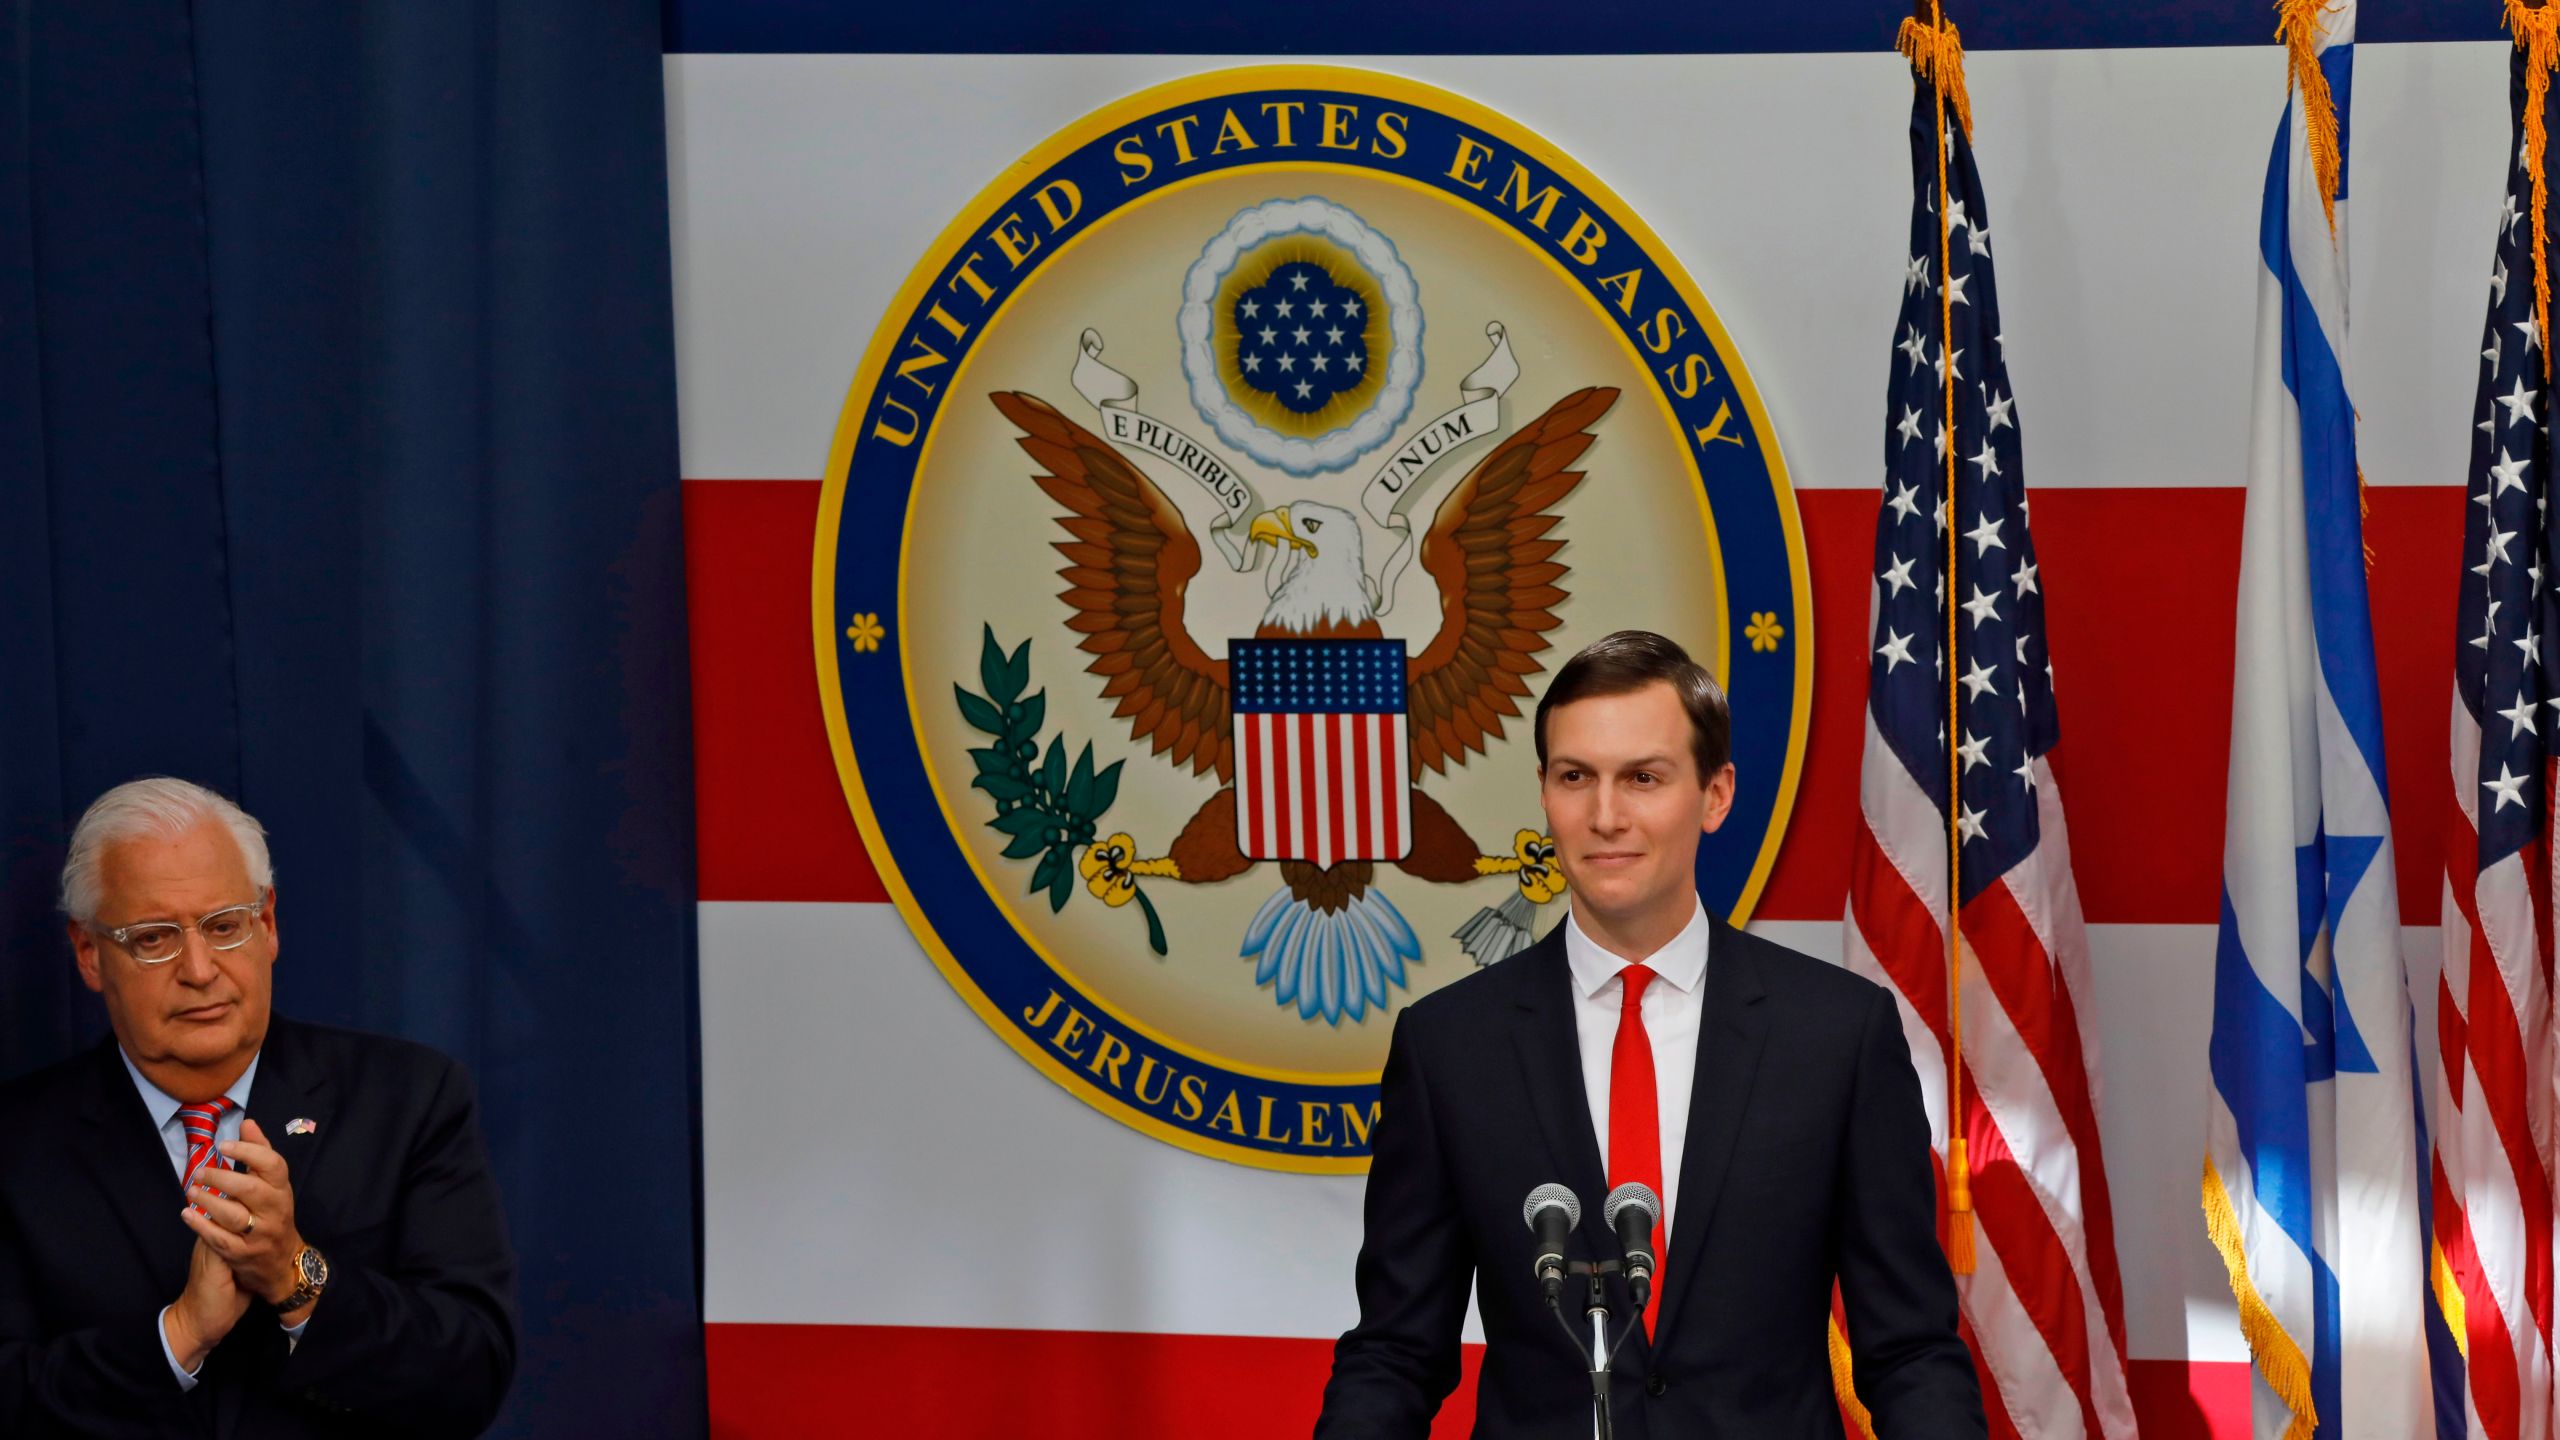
0, 3, 705, 1436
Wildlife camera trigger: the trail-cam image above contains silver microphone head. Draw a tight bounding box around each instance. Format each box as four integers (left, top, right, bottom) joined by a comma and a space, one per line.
1522, 1182, 1582, 1230
1603, 1181, 1661, 1230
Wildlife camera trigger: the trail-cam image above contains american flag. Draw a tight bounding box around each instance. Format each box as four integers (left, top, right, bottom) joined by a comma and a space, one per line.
1228, 638, 1410, 867
1839, 20, 2137, 1438
2435, 20, 2560, 1438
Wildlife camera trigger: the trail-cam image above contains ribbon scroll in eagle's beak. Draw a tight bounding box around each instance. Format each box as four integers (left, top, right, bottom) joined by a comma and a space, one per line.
1248, 506, 1319, 557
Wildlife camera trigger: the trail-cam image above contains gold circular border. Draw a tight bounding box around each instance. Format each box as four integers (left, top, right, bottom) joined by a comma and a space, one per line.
813, 65, 1817, 1173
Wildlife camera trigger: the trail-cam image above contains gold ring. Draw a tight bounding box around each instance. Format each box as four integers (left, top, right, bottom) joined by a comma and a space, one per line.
241, 1217, 255, 1237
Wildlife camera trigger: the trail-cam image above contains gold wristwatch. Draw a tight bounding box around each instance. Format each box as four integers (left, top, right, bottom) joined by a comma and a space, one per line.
278, 1245, 329, 1312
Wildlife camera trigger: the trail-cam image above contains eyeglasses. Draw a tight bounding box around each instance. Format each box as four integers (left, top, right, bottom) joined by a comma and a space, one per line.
98, 895, 269, 965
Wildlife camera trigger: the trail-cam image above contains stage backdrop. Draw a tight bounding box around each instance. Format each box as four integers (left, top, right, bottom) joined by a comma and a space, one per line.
671, 8, 2502, 1437
1, 4, 704, 1437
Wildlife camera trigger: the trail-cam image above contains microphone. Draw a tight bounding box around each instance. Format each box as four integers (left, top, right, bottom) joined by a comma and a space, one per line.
1521, 1183, 1581, 1302
1604, 1182, 1662, 1309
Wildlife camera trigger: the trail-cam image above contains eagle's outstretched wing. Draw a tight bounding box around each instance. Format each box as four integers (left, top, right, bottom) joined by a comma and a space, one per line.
1405, 386, 1619, 774
991, 391, 1233, 782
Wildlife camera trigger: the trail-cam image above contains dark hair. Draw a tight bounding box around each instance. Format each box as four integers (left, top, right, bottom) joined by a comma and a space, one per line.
1533, 629, 1731, 781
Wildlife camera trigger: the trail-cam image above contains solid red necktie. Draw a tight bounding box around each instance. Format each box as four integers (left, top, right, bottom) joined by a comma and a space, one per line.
177, 1098, 237, 1200
1608, 964, 1666, 1339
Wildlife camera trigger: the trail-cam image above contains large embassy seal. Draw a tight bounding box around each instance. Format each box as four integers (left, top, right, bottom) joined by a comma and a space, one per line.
815, 68, 1811, 1172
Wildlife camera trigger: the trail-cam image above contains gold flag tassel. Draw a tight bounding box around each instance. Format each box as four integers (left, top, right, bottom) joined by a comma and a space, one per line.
2513, 0, 2560, 381
1905, 0, 1977, 1278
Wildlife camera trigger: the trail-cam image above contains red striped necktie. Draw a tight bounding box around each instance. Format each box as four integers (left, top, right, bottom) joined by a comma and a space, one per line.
178, 1098, 238, 1198
1608, 964, 1666, 1339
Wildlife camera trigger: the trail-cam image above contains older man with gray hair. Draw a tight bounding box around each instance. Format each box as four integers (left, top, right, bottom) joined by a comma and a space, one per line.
0, 777, 518, 1438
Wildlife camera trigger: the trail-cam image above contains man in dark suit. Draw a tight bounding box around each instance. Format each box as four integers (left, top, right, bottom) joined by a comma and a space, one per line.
1316, 631, 1983, 1439
0, 777, 517, 1437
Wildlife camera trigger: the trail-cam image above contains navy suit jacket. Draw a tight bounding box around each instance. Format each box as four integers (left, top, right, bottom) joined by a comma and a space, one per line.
0, 1017, 517, 1438
1314, 917, 1985, 1439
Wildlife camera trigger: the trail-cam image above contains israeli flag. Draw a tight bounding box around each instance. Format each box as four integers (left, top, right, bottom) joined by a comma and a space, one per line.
2200, 5, 2430, 1437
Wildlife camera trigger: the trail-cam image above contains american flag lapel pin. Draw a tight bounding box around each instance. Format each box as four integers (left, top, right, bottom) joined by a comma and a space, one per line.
284, 1118, 317, 1136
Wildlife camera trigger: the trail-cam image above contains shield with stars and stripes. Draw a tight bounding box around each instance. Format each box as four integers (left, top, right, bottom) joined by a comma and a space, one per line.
1228, 638, 1411, 867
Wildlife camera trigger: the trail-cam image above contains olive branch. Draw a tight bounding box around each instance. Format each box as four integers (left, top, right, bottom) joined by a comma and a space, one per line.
955, 626, 1167, 955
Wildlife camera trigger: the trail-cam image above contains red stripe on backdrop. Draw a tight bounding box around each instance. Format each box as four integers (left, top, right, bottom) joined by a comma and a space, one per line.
2367, 486, 2467, 924
704, 1324, 1481, 1439
684, 481, 882, 903
1758, 486, 2460, 924
702, 1323, 2245, 1437
2126, 1357, 2248, 1437
681, 482, 2459, 918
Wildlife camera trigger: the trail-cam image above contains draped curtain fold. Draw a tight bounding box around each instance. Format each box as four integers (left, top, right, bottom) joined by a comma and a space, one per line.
0, 4, 705, 1435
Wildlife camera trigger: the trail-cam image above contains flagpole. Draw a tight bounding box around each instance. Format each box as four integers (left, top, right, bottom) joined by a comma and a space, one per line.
1897, 0, 1978, 1278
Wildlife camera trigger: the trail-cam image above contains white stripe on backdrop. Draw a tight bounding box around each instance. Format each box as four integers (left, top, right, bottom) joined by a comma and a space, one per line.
702, 900, 2452, 1358
666, 45, 2502, 492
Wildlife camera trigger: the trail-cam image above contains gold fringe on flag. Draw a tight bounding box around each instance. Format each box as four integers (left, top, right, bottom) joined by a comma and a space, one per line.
2358, 464, 2375, 576
2430, 1236, 2470, 1360
2276, 0, 2347, 239
2201, 1158, 2319, 1440
1894, 14, 1973, 142
2511, 0, 2560, 380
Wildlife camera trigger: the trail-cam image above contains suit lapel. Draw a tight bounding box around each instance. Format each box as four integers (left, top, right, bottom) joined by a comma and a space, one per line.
243, 1019, 334, 1200
72, 1040, 196, 1288
1654, 916, 1772, 1342
1505, 933, 1610, 1242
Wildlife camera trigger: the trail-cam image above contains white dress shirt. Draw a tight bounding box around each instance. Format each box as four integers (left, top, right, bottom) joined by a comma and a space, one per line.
120, 1048, 259, 1185
1561, 897, 1710, 1239
119, 1049, 306, 1389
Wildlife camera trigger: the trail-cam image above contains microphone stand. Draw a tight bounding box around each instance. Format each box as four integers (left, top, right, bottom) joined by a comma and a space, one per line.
1582, 1269, 1615, 1440
1544, 1259, 1641, 1440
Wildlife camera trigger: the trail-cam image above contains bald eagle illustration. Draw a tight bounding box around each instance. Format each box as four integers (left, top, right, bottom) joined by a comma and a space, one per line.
989, 385, 1617, 1023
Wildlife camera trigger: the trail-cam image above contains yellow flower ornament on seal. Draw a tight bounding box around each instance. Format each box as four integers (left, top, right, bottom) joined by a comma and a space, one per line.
1079, 833, 1140, 907
1511, 829, 1567, 904
1744, 611, 1785, 653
